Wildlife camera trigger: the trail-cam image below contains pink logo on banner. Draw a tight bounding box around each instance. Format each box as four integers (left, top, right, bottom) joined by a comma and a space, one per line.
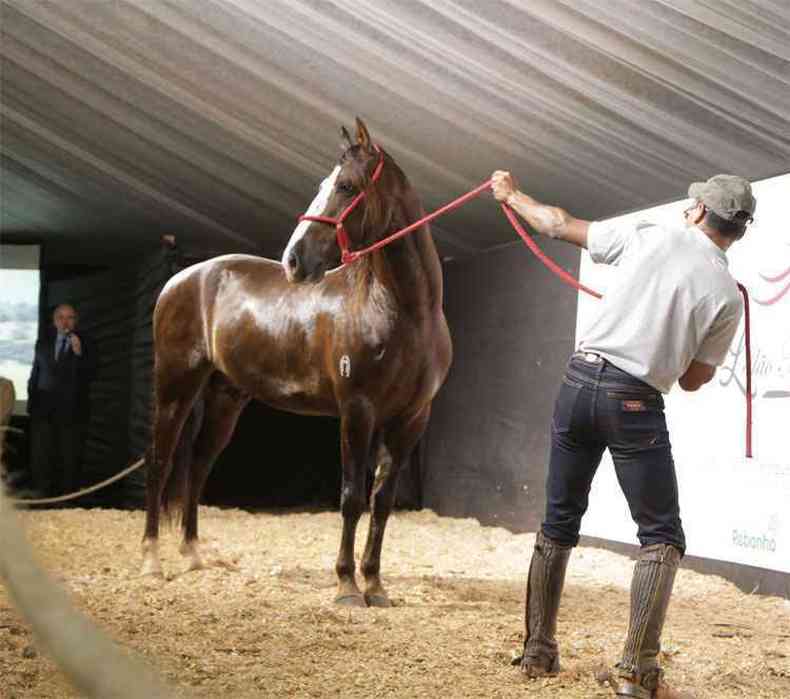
753, 265, 790, 306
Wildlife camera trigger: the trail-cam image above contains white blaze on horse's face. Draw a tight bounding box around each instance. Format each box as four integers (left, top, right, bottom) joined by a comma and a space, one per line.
282, 166, 341, 280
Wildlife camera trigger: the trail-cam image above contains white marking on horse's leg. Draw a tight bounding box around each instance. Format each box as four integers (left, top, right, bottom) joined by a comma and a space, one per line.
179, 539, 206, 572
281, 165, 341, 268
140, 538, 163, 577
179, 539, 240, 572
340, 355, 352, 378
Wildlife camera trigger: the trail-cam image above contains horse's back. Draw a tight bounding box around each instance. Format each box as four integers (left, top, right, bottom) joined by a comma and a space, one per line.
157, 255, 285, 315
154, 254, 287, 370
160, 254, 283, 294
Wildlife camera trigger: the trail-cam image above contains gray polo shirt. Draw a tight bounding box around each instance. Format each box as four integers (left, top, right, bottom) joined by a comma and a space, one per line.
579, 219, 743, 393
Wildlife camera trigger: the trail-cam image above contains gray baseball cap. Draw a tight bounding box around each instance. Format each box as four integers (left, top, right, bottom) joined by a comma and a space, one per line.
688, 174, 756, 220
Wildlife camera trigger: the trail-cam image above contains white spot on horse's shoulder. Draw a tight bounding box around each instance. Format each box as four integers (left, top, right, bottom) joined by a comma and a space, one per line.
360, 278, 397, 347
339, 355, 351, 378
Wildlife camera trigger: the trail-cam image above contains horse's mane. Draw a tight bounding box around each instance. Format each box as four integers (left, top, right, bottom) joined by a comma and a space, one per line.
350, 148, 399, 245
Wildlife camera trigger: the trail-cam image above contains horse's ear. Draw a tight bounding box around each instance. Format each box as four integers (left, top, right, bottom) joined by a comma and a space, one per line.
355, 117, 372, 151
340, 125, 353, 151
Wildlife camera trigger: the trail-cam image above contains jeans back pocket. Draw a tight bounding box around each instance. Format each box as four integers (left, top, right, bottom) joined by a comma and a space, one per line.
552, 377, 587, 435
604, 390, 667, 450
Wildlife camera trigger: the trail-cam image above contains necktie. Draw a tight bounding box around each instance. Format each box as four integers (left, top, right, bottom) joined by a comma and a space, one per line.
57, 335, 68, 360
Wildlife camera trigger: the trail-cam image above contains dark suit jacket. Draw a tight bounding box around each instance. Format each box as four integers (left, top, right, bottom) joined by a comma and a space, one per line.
27, 331, 98, 423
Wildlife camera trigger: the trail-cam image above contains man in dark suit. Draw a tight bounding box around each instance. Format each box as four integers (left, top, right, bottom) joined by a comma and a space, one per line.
28, 303, 97, 496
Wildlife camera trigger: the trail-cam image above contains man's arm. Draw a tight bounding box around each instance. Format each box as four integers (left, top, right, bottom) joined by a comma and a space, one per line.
678, 360, 716, 392
680, 297, 743, 392
491, 170, 591, 248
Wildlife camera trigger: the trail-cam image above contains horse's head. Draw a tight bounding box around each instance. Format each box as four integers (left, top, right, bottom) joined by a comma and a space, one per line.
282, 117, 392, 283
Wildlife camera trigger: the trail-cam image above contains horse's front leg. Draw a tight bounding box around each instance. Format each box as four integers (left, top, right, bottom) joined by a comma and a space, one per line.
335, 397, 376, 607
361, 405, 431, 607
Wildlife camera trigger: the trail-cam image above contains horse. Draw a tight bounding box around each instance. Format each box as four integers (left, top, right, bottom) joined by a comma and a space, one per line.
141, 118, 452, 607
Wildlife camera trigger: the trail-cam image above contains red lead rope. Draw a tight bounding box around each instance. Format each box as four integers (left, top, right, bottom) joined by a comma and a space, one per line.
338, 179, 494, 264
499, 202, 603, 299
736, 284, 753, 458
308, 169, 753, 457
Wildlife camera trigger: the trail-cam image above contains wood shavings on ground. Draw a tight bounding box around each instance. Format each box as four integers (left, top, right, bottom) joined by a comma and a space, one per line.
1, 507, 788, 698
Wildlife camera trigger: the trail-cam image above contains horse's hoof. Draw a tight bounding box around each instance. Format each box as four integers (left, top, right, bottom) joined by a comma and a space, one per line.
520, 653, 560, 678
139, 563, 164, 578
334, 593, 367, 607
185, 558, 206, 573
364, 592, 393, 608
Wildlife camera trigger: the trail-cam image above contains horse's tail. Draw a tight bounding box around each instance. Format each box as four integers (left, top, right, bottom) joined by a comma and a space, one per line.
158, 395, 205, 527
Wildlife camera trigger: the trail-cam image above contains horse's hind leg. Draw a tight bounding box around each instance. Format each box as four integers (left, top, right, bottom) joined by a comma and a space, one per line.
179, 374, 249, 571
361, 405, 431, 607
335, 398, 376, 606
141, 367, 208, 577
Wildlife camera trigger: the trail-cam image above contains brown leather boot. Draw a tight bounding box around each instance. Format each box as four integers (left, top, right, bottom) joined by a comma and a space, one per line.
611, 543, 691, 698
519, 531, 572, 677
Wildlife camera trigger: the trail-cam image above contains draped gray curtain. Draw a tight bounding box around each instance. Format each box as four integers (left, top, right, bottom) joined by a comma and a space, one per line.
2, 0, 788, 263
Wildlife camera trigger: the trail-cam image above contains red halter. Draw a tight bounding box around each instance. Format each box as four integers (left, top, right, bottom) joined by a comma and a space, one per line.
297, 145, 385, 265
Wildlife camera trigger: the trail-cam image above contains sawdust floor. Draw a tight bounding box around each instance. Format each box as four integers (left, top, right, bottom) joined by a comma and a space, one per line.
1, 507, 788, 698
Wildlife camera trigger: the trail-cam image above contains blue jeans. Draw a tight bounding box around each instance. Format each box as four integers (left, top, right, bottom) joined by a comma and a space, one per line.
542, 354, 685, 554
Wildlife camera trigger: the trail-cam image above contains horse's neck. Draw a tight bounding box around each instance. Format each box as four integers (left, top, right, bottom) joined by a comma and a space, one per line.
369, 222, 443, 316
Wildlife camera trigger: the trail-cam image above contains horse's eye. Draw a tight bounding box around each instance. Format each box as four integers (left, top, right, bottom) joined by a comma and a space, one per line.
337, 181, 355, 195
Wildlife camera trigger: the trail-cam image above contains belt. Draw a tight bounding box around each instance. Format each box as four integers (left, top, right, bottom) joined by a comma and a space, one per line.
573, 350, 605, 364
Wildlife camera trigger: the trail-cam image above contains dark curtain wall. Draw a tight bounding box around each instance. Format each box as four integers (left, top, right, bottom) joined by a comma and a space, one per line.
203, 406, 341, 509
201, 407, 419, 510
126, 247, 184, 502
422, 240, 580, 531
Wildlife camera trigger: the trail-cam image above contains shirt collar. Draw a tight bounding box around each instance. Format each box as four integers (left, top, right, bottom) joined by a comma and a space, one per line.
692, 226, 729, 266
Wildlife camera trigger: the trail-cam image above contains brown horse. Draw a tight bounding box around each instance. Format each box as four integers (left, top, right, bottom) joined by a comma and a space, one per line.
141, 118, 452, 606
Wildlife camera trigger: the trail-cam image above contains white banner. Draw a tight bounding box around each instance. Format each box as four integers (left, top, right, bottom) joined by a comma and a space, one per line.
577, 175, 790, 573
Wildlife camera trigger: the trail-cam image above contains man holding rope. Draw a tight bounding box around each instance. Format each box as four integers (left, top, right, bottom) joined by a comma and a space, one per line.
491, 171, 755, 698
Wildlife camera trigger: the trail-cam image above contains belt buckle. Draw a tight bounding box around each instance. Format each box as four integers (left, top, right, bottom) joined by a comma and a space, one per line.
583, 352, 601, 363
